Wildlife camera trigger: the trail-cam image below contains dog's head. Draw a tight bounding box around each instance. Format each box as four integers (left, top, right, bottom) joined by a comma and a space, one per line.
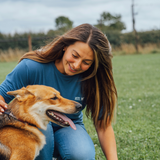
7, 85, 82, 130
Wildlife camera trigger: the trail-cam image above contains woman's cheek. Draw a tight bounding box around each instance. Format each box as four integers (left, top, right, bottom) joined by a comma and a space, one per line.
81, 65, 90, 71
67, 56, 75, 63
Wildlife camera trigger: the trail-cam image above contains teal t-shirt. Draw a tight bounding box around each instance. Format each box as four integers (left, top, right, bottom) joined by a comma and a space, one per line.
0, 59, 86, 124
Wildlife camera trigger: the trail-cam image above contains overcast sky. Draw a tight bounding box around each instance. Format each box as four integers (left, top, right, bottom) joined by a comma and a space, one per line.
0, 0, 160, 35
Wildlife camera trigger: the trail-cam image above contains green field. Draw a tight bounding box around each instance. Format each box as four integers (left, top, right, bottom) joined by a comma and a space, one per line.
0, 53, 160, 159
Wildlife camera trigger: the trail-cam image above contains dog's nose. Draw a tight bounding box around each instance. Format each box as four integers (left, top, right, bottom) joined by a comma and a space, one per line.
76, 103, 82, 111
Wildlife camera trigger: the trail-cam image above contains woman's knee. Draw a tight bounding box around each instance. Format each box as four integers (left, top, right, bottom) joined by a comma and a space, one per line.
65, 144, 95, 160
54, 124, 95, 160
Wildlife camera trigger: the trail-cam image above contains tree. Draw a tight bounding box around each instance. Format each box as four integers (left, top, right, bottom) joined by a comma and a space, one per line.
55, 16, 73, 32
0, 32, 4, 39
95, 12, 126, 33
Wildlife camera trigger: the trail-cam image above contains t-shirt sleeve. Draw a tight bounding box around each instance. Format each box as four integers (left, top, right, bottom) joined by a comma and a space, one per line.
0, 60, 30, 103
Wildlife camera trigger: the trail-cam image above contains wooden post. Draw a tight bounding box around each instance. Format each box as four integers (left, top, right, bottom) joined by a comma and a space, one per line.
28, 35, 32, 51
132, 0, 138, 53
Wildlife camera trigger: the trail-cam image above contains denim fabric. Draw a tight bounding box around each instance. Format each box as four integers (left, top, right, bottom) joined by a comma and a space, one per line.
35, 123, 95, 160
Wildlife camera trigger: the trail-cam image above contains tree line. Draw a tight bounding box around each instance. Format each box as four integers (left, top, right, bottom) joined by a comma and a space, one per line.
0, 12, 160, 51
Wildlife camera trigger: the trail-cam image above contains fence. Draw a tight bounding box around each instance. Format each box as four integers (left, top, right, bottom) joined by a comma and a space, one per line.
0, 35, 55, 52
0, 30, 160, 54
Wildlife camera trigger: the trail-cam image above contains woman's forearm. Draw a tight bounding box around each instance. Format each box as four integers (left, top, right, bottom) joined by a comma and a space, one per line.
96, 122, 118, 160
0, 95, 5, 102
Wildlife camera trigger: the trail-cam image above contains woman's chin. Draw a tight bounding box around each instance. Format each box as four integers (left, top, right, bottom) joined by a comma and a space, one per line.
67, 71, 77, 76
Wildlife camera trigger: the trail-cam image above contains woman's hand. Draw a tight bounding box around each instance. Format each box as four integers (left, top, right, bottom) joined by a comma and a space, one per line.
0, 95, 7, 114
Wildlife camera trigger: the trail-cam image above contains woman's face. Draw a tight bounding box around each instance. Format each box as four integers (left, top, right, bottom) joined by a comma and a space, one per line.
56, 41, 94, 76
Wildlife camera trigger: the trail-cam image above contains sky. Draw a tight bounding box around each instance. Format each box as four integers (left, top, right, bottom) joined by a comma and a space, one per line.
0, 0, 160, 35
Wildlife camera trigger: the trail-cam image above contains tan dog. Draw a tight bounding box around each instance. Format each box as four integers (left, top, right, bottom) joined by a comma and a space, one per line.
0, 85, 82, 160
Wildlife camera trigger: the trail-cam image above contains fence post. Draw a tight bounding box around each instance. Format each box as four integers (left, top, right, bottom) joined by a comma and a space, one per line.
132, 0, 139, 53
28, 35, 32, 51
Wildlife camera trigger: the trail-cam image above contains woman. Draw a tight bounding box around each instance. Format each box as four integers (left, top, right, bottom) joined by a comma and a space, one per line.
0, 24, 118, 160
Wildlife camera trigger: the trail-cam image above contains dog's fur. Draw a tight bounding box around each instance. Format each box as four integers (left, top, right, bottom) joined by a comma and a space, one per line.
0, 85, 82, 160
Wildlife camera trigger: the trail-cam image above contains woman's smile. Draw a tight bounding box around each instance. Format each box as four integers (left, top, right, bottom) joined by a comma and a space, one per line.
68, 64, 77, 72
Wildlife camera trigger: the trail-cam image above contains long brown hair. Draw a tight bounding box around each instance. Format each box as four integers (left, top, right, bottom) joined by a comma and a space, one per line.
19, 23, 117, 128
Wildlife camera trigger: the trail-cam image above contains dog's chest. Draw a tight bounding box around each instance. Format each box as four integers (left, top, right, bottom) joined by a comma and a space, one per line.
31, 128, 46, 159
34, 136, 46, 159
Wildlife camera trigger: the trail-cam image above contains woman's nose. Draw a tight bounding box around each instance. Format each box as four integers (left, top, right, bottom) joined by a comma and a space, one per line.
74, 60, 81, 70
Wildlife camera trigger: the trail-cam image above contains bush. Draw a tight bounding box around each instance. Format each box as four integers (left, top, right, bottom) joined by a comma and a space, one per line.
0, 30, 160, 51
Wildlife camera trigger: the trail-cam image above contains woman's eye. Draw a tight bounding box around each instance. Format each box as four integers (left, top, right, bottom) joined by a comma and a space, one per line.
72, 54, 78, 58
83, 61, 89, 65
51, 96, 58, 100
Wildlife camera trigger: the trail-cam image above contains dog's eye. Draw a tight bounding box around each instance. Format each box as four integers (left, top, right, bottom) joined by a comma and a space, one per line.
51, 96, 58, 100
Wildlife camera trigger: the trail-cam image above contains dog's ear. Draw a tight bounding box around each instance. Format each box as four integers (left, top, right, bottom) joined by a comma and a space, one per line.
7, 87, 35, 102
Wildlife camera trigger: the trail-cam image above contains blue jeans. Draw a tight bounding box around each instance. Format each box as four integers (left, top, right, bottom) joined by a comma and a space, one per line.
35, 122, 95, 160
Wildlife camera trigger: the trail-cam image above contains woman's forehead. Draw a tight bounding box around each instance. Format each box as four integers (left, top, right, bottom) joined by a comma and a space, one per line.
70, 41, 94, 60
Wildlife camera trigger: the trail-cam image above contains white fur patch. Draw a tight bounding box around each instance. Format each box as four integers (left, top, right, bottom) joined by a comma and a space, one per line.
16, 95, 21, 98
28, 101, 66, 130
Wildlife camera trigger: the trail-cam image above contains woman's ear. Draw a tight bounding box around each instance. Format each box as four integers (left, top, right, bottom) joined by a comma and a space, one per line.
63, 46, 68, 51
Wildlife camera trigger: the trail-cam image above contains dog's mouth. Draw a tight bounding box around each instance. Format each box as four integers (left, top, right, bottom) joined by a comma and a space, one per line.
46, 110, 76, 130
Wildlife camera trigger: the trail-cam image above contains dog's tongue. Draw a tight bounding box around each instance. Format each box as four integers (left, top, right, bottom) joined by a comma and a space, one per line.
53, 112, 76, 130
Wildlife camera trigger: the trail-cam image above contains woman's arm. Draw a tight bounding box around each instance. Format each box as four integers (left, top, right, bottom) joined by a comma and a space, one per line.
96, 121, 118, 160
0, 95, 7, 114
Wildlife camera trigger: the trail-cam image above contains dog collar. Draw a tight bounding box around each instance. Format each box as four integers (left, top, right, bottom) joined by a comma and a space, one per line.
3, 110, 36, 127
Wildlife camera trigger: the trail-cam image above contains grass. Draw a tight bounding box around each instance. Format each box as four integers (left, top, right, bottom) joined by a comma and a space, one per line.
112, 54, 160, 160
0, 48, 25, 62
84, 53, 160, 159
0, 53, 160, 159
112, 43, 160, 55
0, 61, 18, 83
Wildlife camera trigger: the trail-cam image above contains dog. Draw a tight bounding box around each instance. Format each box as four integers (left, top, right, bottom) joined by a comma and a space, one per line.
0, 85, 82, 160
